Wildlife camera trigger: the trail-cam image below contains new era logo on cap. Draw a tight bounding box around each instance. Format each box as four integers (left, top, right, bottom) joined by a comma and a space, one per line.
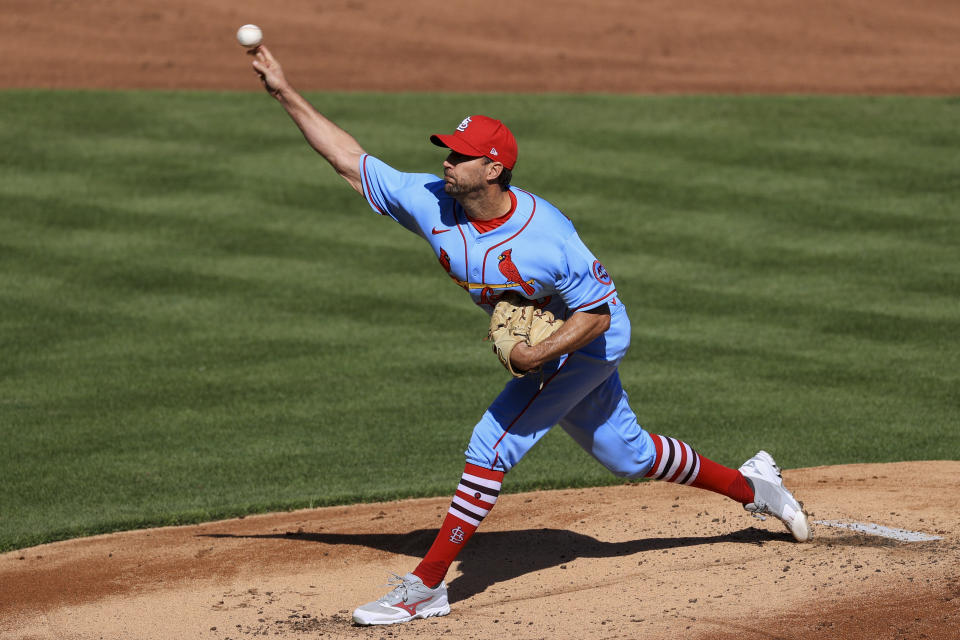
430, 115, 518, 170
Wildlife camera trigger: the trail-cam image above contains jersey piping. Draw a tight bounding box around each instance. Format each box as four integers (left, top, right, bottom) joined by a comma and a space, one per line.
467, 190, 518, 234
572, 289, 619, 311
479, 189, 537, 281
360, 155, 387, 216
492, 357, 570, 451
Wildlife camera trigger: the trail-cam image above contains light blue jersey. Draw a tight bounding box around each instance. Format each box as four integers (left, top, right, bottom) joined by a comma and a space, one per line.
360, 154, 655, 474
360, 154, 630, 363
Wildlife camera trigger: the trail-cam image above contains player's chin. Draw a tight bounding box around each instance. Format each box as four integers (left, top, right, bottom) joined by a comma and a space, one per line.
444, 180, 480, 197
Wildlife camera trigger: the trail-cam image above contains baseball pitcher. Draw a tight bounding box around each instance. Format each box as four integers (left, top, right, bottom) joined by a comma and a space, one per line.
247, 44, 811, 627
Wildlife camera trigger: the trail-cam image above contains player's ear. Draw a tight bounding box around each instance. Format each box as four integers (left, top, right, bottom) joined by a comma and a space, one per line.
485, 161, 504, 182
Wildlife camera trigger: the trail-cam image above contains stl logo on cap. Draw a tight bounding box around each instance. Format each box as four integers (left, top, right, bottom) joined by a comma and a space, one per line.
457, 117, 472, 132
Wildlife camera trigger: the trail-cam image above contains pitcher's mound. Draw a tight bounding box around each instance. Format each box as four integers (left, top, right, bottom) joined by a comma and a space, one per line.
2, 461, 958, 640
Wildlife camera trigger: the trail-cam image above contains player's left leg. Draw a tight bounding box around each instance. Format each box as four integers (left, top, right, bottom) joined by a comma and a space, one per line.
354, 354, 617, 626
409, 462, 503, 588
558, 368, 810, 541
409, 354, 621, 587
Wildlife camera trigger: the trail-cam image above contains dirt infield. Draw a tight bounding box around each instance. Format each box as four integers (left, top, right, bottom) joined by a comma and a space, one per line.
4, 1, 960, 638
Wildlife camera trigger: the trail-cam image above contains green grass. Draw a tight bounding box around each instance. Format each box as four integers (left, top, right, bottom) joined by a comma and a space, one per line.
0, 90, 957, 551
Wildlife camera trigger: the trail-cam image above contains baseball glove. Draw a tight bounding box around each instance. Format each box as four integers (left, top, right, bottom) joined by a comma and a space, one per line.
487, 292, 564, 377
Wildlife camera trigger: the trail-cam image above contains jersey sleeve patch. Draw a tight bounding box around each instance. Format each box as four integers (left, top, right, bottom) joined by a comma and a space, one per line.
592, 260, 612, 285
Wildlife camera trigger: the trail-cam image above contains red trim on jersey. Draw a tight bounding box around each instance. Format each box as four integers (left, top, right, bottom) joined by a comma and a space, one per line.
468, 191, 517, 233
572, 289, 618, 311
361, 155, 387, 216
453, 201, 470, 286
492, 357, 569, 450
481, 190, 537, 281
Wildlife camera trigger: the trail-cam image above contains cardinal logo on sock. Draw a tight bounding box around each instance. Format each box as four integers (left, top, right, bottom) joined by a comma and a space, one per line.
498, 248, 535, 295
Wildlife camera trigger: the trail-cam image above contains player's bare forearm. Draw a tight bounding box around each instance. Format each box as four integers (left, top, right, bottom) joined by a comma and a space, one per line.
276, 90, 366, 193
511, 305, 611, 371
250, 46, 365, 194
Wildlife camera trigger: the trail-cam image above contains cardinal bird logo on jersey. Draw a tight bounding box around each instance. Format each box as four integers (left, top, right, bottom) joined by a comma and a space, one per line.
438, 248, 451, 273
498, 248, 535, 295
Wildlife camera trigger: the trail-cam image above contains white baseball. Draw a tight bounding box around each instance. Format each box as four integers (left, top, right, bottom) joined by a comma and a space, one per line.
236, 24, 263, 48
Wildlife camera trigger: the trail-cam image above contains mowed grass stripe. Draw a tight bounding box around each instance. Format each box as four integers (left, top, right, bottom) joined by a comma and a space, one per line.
0, 90, 957, 551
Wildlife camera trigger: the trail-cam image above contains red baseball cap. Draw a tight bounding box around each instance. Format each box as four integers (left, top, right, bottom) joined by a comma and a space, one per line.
430, 115, 518, 170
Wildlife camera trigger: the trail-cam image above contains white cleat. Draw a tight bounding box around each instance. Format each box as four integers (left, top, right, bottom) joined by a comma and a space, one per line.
352, 573, 450, 626
739, 450, 811, 542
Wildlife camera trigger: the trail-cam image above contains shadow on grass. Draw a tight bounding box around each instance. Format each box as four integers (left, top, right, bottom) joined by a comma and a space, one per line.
201, 526, 783, 603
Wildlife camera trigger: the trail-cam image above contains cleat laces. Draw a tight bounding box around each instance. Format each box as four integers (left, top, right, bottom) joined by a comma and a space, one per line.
377, 573, 412, 604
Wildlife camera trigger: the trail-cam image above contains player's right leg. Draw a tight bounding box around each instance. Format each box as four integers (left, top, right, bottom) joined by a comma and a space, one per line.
642, 435, 809, 540
558, 368, 810, 541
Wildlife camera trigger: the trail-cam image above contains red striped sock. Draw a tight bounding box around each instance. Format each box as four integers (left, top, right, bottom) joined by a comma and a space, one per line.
644, 434, 754, 504
413, 463, 504, 588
